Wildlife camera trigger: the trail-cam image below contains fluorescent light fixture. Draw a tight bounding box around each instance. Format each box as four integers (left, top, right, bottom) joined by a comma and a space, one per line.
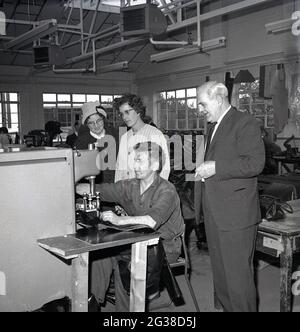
150, 36, 226, 62
6, 19, 57, 49
99, 61, 129, 73
265, 18, 295, 34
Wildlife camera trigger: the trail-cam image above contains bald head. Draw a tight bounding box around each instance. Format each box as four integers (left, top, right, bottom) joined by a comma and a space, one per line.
199, 81, 229, 100
198, 81, 231, 123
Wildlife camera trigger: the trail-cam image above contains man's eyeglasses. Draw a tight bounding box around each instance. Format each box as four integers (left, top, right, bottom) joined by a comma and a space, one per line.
87, 118, 104, 126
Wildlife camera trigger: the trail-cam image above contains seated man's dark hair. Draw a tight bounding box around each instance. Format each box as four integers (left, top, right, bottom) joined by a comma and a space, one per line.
133, 141, 165, 173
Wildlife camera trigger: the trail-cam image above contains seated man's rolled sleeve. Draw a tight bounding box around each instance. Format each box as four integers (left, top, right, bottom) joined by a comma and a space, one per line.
145, 189, 177, 229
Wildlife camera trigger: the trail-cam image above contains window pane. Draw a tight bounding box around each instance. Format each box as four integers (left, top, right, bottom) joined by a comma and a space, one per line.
168, 110, 176, 129
167, 100, 176, 112
177, 100, 186, 111
187, 98, 197, 109
166, 91, 175, 99
9, 93, 18, 102
43, 93, 56, 102
101, 95, 113, 103
9, 124, 19, 132
159, 108, 167, 130
57, 94, 71, 102
159, 92, 166, 100
176, 89, 185, 98
8, 103, 18, 113
188, 112, 198, 129
178, 119, 186, 129
72, 94, 86, 103
86, 94, 99, 102
187, 88, 197, 97
178, 109, 186, 120
10, 113, 18, 123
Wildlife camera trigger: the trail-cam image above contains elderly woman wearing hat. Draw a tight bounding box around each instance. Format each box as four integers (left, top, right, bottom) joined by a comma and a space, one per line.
75, 101, 119, 183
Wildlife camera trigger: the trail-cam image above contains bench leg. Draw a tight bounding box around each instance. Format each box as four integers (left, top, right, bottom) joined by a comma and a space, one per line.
280, 237, 293, 312
72, 252, 89, 312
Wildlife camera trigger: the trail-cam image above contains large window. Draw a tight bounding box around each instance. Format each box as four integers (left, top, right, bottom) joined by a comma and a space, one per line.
0, 92, 20, 134
43, 93, 121, 128
157, 87, 205, 131
238, 80, 274, 128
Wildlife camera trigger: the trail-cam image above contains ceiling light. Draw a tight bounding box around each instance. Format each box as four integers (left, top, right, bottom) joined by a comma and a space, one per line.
150, 37, 226, 62
265, 18, 295, 34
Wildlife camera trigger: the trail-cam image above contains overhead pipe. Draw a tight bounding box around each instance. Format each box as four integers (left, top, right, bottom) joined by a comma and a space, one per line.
150, 0, 202, 48
61, 24, 120, 49
85, 0, 101, 53
167, 0, 274, 33
164, 0, 197, 14
53, 39, 96, 73
65, 38, 146, 65
60, 0, 74, 45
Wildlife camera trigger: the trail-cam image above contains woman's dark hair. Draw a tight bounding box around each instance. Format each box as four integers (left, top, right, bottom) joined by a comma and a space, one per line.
0, 127, 9, 134
113, 94, 146, 119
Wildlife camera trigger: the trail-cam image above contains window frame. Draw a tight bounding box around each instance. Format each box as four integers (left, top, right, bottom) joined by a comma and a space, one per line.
0, 92, 20, 135
157, 87, 205, 131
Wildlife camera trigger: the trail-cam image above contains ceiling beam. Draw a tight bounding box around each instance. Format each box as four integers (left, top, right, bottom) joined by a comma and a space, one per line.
6, 19, 57, 49
65, 0, 120, 14
167, 0, 275, 33
65, 38, 147, 65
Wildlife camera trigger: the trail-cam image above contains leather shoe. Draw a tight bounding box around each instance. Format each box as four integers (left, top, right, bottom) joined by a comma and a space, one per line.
88, 294, 100, 312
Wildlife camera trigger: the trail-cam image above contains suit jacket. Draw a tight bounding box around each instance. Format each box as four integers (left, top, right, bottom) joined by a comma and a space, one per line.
203, 107, 265, 230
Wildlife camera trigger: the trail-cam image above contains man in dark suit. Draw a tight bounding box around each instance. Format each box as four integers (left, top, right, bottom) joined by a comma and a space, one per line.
195, 81, 265, 312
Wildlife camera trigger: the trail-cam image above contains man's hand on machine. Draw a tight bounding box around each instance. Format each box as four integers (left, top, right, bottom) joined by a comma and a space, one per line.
100, 210, 122, 225
76, 183, 90, 196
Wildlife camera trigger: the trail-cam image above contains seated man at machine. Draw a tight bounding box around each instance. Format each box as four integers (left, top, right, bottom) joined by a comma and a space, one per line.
76, 141, 184, 311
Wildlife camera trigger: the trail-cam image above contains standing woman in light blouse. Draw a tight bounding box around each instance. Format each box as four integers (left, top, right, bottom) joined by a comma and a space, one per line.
114, 94, 170, 182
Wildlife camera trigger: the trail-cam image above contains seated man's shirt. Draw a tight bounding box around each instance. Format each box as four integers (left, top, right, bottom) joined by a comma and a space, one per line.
98, 175, 184, 256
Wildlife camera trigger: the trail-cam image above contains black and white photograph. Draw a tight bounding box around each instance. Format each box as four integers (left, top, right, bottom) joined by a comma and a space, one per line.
0, 0, 300, 316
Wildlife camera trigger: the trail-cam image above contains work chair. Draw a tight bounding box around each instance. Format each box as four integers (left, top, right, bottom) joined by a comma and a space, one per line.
148, 232, 200, 312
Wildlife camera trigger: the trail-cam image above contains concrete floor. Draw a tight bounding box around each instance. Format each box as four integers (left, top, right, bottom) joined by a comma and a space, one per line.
103, 230, 300, 312
149, 230, 300, 312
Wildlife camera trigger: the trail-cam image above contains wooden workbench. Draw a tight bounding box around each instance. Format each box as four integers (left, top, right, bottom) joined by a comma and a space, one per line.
37, 227, 160, 312
256, 199, 300, 312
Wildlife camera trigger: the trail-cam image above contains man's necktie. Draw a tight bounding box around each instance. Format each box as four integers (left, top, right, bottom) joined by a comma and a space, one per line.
204, 122, 216, 160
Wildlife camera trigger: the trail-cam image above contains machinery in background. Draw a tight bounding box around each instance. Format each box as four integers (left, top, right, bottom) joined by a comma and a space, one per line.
283, 135, 299, 158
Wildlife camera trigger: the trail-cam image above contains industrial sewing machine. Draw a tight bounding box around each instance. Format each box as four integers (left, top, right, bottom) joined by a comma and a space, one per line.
73, 143, 102, 226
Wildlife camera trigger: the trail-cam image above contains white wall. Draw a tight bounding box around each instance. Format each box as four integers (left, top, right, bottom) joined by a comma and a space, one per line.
134, 0, 300, 121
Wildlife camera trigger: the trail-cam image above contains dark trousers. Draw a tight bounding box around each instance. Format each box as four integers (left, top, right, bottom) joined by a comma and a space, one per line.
90, 246, 180, 312
91, 255, 130, 311
202, 187, 258, 312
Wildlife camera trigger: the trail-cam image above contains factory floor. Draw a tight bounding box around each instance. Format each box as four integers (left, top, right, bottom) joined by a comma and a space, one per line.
102, 230, 300, 313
